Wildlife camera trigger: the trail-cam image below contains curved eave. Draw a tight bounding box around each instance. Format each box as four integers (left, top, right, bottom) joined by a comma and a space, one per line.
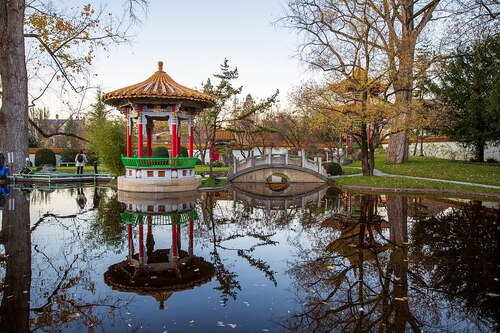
101, 61, 216, 109
102, 95, 215, 110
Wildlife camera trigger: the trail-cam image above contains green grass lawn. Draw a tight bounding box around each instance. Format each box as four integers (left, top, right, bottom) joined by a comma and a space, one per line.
342, 166, 362, 176
335, 175, 500, 194
53, 166, 109, 173
194, 165, 230, 174
200, 177, 230, 187
351, 155, 500, 186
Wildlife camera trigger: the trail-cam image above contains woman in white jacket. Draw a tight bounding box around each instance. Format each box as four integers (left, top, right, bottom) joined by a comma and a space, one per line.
75, 150, 87, 174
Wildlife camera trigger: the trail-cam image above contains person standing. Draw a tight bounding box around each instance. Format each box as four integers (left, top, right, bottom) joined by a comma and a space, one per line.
75, 150, 87, 174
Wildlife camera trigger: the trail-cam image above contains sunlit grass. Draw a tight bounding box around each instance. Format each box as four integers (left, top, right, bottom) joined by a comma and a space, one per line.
351, 154, 500, 186
335, 175, 500, 194
200, 177, 229, 188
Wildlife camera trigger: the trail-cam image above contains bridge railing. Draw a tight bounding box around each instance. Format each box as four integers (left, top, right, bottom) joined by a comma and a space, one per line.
229, 150, 326, 176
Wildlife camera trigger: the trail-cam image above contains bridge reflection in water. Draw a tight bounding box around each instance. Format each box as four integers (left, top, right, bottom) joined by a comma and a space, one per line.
230, 182, 329, 211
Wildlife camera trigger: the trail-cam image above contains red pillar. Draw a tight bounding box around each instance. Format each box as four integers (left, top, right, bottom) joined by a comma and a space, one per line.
171, 221, 178, 258
137, 106, 143, 158
127, 224, 133, 258
189, 114, 194, 158
177, 119, 181, 157
171, 106, 177, 158
367, 123, 371, 145
189, 219, 194, 256
138, 223, 144, 264
146, 124, 152, 157
126, 109, 132, 157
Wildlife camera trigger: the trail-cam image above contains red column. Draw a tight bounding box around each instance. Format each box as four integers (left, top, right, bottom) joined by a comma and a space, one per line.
367, 123, 371, 145
137, 106, 143, 158
126, 109, 132, 157
127, 224, 133, 258
146, 124, 152, 157
189, 219, 194, 256
171, 106, 177, 158
189, 114, 194, 158
177, 119, 181, 157
138, 222, 144, 265
171, 221, 178, 258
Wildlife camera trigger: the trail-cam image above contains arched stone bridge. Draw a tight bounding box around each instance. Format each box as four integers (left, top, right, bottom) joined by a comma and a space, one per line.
227, 151, 329, 183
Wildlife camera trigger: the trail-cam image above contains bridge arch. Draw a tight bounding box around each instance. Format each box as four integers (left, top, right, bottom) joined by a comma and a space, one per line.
227, 152, 329, 183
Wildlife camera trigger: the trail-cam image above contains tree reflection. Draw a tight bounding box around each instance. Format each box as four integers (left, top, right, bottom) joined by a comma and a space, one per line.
200, 191, 280, 303
0, 187, 31, 333
1, 186, 134, 332
86, 187, 126, 251
411, 200, 500, 330
283, 194, 423, 332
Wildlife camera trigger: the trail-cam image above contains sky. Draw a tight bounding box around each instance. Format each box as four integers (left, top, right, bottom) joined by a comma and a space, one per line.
38, 0, 313, 116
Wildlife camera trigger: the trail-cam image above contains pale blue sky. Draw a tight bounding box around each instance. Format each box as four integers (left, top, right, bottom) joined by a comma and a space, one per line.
92, 0, 308, 108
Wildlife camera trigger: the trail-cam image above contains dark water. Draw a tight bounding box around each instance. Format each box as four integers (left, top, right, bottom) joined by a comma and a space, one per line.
0, 183, 499, 332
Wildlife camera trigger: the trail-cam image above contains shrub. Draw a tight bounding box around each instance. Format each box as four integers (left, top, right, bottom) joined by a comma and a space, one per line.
35, 148, 56, 166
152, 146, 169, 158
180, 146, 188, 157
212, 161, 224, 167
325, 162, 343, 176
86, 151, 98, 165
60, 147, 80, 162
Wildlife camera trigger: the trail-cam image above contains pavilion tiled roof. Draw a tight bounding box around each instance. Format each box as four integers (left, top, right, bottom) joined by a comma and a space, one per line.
102, 61, 215, 109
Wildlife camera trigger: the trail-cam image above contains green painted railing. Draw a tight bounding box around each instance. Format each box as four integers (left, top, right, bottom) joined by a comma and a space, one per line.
121, 209, 198, 226
121, 156, 198, 169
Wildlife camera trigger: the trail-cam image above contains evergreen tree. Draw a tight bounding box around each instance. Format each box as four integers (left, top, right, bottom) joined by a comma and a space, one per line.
434, 36, 500, 162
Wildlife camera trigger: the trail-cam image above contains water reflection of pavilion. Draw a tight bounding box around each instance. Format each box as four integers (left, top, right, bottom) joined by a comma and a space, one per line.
104, 191, 215, 309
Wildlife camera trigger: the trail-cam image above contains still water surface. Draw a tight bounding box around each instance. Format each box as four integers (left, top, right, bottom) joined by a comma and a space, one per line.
0, 184, 499, 332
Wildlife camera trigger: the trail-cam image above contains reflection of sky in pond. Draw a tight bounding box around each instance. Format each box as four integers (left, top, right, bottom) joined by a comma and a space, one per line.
0, 186, 498, 332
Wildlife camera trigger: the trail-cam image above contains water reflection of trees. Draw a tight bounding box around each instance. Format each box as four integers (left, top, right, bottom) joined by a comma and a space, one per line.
1, 187, 134, 332
411, 201, 500, 331
199, 190, 334, 303
0, 188, 31, 333
283, 194, 500, 332
283, 194, 416, 332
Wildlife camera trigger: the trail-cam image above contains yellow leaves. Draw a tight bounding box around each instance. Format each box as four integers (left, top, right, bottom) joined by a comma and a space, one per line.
81, 4, 95, 18
25, 3, 108, 77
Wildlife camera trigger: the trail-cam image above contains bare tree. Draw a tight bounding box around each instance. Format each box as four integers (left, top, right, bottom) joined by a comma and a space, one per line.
278, 0, 448, 164
0, 1, 146, 170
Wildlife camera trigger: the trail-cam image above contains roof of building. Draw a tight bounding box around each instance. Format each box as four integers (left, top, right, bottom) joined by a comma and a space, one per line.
329, 61, 384, 95
102, 61, 215, 109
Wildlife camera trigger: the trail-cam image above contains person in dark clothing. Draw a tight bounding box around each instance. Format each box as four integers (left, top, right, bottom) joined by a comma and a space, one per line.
75, 150, 87, 175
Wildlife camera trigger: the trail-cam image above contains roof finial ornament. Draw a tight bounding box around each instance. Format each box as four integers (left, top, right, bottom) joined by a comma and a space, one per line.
158, 61, 164, 71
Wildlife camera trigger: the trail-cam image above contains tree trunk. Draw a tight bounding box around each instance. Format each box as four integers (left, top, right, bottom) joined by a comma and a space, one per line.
386, 195, 410, 331
0, 189, 32, 332
0, 0, 29, 172
387, 131, 409, 163
475, 141, 485, 162
387, 7, 416, 164
360, 123, 374, 176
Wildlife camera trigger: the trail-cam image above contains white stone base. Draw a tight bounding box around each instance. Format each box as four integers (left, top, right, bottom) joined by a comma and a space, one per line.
117, 175, 202, 193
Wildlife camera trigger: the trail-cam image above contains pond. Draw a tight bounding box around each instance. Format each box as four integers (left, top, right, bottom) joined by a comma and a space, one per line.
0, 183, 499, 332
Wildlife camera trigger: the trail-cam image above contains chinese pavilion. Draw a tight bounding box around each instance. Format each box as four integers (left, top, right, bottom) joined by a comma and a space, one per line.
102, 61, 215, 192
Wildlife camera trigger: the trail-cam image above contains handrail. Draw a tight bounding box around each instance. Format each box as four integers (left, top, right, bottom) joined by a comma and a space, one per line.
121, 156, 198, 169
121, 209, 198, 226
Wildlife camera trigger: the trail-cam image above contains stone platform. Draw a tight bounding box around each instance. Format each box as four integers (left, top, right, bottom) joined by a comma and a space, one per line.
117, 175, 201, 193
